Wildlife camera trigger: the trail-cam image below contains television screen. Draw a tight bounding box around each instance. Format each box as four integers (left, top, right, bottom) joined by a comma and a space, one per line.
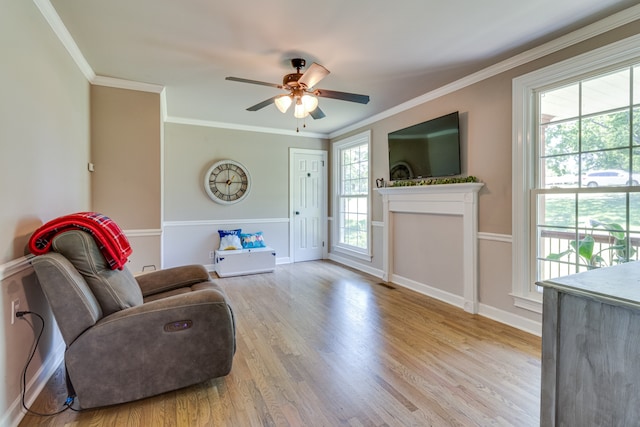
388, 111, 461, 180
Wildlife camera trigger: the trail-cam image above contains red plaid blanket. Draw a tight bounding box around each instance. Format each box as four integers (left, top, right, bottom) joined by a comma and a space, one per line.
28, 212, 132, 270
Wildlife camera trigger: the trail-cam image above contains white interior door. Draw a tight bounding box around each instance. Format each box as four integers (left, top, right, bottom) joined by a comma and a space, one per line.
290, 149, 327, 262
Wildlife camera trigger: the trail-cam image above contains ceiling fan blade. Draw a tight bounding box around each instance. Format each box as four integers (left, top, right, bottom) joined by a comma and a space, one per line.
247, 96, 278, 111
309, 106, 326, 120
226, 76, 283, 89
314, 88, 370, 104
298, 63, 330, 89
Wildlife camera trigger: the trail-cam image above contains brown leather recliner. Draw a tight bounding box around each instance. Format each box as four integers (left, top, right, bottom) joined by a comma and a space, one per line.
31, 230, 235, 409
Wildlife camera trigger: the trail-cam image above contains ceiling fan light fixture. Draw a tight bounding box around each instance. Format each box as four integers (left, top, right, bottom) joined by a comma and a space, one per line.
274, 95, 292, 113
301, 94, 318, 112
227, 57, 369, 128
294, 100, 309, 119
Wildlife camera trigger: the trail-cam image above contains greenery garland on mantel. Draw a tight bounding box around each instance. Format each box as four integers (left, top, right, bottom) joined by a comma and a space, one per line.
389, 176, 480, 187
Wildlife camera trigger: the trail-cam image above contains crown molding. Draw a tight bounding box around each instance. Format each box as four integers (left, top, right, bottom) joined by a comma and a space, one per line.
33, 0, 95, 81
91, 75, 164, 93
35, 0, 640, 139
330, 4, 640, 139
34, 0, 165, 95
32, 0, 319, 136
164, 116, 328, 139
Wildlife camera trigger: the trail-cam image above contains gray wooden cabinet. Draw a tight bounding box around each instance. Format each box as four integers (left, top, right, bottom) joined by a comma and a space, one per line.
538, 261, 640, 426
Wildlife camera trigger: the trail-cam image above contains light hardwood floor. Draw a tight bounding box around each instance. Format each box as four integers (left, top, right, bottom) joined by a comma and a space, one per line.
20, 260, 541, 426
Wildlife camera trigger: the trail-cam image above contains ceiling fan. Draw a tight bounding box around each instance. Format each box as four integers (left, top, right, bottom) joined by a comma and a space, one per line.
225, 58, 370, 122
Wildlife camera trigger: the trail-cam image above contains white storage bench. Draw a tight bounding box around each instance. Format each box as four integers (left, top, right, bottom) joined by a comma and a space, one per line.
214, 247, 276, 277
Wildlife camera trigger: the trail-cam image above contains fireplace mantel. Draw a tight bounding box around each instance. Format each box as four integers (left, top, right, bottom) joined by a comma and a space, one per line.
376, 183, 483, 313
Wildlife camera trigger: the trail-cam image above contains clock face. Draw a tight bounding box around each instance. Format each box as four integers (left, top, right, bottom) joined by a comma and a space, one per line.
390, 161, 413, 180
204, 160, 251, 204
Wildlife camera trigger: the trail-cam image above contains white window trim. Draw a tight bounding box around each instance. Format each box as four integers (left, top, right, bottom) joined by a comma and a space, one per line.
332, 130, 372, 261
512, 33, 640, 313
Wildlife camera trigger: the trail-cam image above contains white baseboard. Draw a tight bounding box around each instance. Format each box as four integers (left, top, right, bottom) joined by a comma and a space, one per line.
327, 253, 384, 279
389, 275, 541, 336
391, 274, 466, 308
4, 340, 65, 427
328, 252, 541, 337
478, 303, 542, 336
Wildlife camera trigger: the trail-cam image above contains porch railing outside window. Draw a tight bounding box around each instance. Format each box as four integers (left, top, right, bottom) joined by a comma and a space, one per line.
534, 62, 640, 287
538, 228, 640, 283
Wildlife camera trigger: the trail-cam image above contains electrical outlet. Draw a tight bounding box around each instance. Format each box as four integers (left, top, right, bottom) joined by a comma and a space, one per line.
11, 299, 20, 325
209, 251, 215, 259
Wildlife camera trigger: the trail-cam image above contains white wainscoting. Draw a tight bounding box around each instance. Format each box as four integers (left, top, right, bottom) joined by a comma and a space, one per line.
0, 256, 65, 427
162, 218, 291, 269
330, 217, 542, 335
124, 229, 162, 274
477, 232, 542, 336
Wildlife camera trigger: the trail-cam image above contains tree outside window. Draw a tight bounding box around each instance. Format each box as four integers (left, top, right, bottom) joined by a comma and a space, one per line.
536, 64, 640, 283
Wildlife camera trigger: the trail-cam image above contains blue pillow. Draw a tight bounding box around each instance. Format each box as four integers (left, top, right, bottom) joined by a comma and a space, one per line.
218, 229, 241, 238
240, 232, 266, 249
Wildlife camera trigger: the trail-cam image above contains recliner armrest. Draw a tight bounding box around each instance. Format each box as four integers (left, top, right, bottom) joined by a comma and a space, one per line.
135, 264, 212, 297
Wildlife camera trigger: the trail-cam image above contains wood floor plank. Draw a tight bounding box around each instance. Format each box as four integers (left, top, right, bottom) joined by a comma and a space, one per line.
19, 260, 541, 426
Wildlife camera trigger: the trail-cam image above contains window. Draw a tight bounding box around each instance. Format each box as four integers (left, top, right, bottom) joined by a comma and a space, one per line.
513, 35, 640, 312
333, 130, 371, 260
536, 65, 640, 284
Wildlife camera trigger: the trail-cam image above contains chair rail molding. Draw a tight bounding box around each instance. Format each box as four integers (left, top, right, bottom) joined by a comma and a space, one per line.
376, 183, 484, 314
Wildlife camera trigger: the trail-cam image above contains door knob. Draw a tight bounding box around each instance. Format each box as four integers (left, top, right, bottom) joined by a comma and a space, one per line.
295, 211, 300, 215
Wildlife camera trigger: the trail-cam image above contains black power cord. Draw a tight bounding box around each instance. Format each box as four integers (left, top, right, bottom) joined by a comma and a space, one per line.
16, 311, 78, 416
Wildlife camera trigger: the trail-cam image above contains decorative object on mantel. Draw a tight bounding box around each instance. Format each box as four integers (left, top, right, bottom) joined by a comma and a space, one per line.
390, 175, 479, 187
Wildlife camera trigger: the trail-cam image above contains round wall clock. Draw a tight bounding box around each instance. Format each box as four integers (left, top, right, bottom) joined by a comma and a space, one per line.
204, 160, 251, 204
390, 161, 413, 180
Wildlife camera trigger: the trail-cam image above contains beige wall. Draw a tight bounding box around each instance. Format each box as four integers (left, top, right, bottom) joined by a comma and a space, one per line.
90, 86, 161, 229
90, 86, 162, 271
329, 19, 640, 326
0, 1, 90, 425
393, 213, 464, 295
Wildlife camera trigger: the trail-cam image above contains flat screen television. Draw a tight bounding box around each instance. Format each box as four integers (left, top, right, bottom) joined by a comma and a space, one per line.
388, 111, 461, 180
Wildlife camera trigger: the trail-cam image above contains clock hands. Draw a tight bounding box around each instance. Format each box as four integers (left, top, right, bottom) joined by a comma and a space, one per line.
214, 175, 237, 186
212, 174, 239, 195
226, 175, 235, 194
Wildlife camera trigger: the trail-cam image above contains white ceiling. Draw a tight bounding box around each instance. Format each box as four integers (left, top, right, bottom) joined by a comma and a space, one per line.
48, 0, 639, 136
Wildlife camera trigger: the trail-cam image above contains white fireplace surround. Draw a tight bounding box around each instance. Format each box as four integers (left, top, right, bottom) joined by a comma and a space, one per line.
377, 183, 484, 313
